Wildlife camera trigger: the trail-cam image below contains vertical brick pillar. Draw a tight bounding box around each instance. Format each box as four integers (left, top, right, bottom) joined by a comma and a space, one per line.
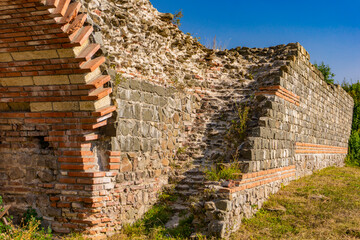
0, 0, 116, 237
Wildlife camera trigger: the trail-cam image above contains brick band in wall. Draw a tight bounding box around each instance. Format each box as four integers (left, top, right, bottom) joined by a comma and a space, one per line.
255, 85, 300, 106
295, 143, 348, 154
219, 166, 296, 193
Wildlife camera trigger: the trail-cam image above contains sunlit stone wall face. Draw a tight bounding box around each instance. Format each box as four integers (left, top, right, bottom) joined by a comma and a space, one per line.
0, 0, 353, 238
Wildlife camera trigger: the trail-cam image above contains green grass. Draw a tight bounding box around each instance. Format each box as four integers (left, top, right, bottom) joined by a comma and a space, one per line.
3, 166, 360, 240
110, 188, 194, 240
204, 164, 241, 181
232, 166, 360, 240
109, 203, 194, 240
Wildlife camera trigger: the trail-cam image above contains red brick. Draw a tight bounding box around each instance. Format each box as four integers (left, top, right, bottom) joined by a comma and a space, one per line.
49, 131, 65, 136
49, 197, 60, 202
68, 172, 105, 178
0, 113, 25, 118
45, 136, 67, 142
59, 177, 76, 184
109, 157, 120, 163
70, 219, 101, 225
62, 150, 94, 156
108, 164, 120, 170
41, 112, 72, 117
58, 142, 91, 148
57, 203, 70, 208
107, 151, 121, 156
24, 118, 45, 124
46, 118, 63, 123
58, 157, 94, 163
60, 164, 95, 170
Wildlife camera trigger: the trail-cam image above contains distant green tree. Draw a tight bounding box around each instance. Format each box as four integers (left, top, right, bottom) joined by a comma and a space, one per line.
314, 62, 335, 84
342, 81, 360, 166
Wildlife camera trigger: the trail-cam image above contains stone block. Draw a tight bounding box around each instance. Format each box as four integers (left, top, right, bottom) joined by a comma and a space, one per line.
0, 53, 12, 62
120, 157, 132, 172
57, 49, 75, 58
143, 93, 153, 104
141, 139, 150, 151
215, 200, 232, 211
131, 137, 141, 151
84, 68, 101, 82
30, 102, 53, 112
209, 220, 227, 238
141, 81, 154, 92
69, 74, 85, 84
154, 85, 166, 96
34, 75, 70, 85
133, 104, 141, 120
161, 158, 169, 166
129, 79, 140, 90
95, 96, 111, 110
142, 109, 153, 121
9, 167, 25, 180
80, 96, 111, 111
53, 102, 79, 111
73, 39, 89, 56
37, 170, 54, 182
204, 201, 216, 210
11, 50, 59, 61
0, 77, 34, 86
0, 103, 10, 111
8, 102, 30, 111
130, 91, 141, 102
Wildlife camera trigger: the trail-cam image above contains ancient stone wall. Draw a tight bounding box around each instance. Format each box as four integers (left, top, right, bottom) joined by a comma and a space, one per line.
202, 44, 353, 238
0, 0, 354, 238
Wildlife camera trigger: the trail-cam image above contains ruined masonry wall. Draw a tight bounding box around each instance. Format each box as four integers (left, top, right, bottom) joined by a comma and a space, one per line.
204, 44, 353, 238
0, 0, 354, 239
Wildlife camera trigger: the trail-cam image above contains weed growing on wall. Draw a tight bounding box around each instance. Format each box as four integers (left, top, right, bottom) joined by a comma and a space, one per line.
176, 146, 187, 155
204, 35, 230, 51
114, 73, 127, 86
172, 10, 183, 27
225, 104, 250, 148
342, 81, 360, 166
314, 62, 335, 84
0, 196, 52, 239
170, 77, 187, 92
0, 196, 12, 233
204, 104, 250, 181
23, 207, 42, 226
205, 163, 241, 181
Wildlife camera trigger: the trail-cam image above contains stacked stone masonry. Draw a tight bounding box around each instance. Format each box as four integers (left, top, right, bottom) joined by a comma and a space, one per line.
0, 0, 354, 238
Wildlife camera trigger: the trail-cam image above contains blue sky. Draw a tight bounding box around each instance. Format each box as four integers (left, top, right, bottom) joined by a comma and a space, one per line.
151, 0, 360, 84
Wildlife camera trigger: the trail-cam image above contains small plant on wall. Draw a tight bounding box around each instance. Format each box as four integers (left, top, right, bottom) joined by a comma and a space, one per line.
205, 163, 241, 181
172, 10, 183, 27
225, 103, 250, 148
204, 103, 250, 181
114, 73, 127, 86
